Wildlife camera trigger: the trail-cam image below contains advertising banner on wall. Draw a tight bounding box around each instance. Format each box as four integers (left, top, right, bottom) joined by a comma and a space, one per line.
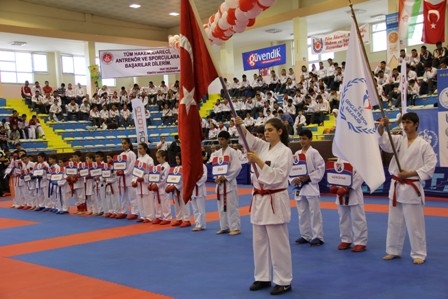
438, 111, 448, 167
416, 108, 440, 166
386, 13, 400, 69
310, 24, 370, 55
438, 69, 448, 112
242, 44, 287, 71
99, 48, 180, 78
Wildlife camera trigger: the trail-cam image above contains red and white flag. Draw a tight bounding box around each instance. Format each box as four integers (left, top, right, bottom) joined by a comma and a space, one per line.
332, 19, 385, 192
399, 0, 422, 44
179, 0, 219, 202
422, 0, 446, 44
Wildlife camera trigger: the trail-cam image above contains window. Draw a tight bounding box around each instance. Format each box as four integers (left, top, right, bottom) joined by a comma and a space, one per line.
306, 38, 334, 71
95, 57, 116, 87
371, 22, 387, 52
407, 14, 423, 46
62, 55, 87, 85
0, 50, 33, 83
32, 53, 48, 72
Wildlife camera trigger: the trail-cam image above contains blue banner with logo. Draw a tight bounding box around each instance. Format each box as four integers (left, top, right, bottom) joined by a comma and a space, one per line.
242, 44, 286, 71
438, 68, 448, 112
416, 109, 440, 166
385, 13, 399, 69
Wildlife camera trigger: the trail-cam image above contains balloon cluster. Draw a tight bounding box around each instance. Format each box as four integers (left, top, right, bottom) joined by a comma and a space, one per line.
204, 0, 277, 45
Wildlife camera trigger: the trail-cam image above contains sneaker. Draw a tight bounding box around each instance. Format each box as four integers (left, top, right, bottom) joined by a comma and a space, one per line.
228, 229, 241, 236
295, 237, 309, 244
159, 220, 171, 225
179, 221, 191, 227
337, 242, 352, 250
126, 214, 138, 220
192, 227, 204, 232
383, 254, 400, 260
310, 238, 324, 247
152, 218, 162, 224
216, 229, 230, 235
351, 245, 366, 252
249, 281, 271, 291
171, 220, 182, 226
270, 284, 292, 295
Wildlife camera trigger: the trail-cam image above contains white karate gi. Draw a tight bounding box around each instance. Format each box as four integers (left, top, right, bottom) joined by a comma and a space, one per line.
241, 132, 293, 286
294, 146, 325, 242
379, 134, 436, 260
154, 162, 171, 220
191, 164, 208, 229
214, 147, 242, 231
335, 170, 368, 246
131, 154, 154, 221
117, 150, 137, 215
167, 167, 190, 222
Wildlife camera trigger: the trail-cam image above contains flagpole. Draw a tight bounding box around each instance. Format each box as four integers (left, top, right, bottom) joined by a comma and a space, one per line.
348, 0, 402, 172
187, 0, 260, 177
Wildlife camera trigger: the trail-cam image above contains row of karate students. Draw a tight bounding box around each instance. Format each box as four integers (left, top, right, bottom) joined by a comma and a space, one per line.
9, 140, 208, 231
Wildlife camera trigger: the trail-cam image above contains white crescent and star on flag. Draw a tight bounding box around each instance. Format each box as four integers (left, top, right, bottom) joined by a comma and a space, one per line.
179, 33, 196, 115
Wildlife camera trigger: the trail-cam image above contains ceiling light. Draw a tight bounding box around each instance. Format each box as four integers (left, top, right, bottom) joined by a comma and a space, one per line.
10, 41, 27, 46
370, 14, 386, 20
265, 28, 282, 34
129, 4, 141, 8
169, 12, 179, 16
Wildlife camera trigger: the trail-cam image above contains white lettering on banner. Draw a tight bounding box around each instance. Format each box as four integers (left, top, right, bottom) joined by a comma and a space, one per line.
131, 99, 148, 144
249, 48, 282, 64
311, 24, 370, 55
99, 48, 180, 78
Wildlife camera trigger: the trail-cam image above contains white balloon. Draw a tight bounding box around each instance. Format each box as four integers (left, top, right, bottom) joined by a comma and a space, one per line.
214, 39, 225, 46
258, 0, 276, 7
235, 18, 249, 27
232, 24, 246, 33
224, 29, 234, 37
218, 14, 231, 30
225, 0, 239, 9
244, 4, 263, 18
235, 8, 249, 23
220, 2, 229, 13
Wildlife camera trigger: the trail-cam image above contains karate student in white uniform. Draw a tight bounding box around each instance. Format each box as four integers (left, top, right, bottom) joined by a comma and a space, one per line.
378, 112, 436, 264
236, 116, 293, 296
116, 138, 137, 219
292, 129, 325, 246
329, 161, 368, 252
131, 142, 154, 223
214, 131, 242, 236
166, 154, 191, 227
151, 150, 171, 225
191, 163, 208, 231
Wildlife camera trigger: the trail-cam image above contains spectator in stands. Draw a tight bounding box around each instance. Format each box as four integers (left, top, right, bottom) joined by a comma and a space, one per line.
42, 80, 53, 95
120, 104, 132, 127
48, 99, 63, 122
79, 99, 90, 121
119, 87, 129, 107
159, 81, 169, 95
74, 83, 86, 105
167, 135, 181, 166
217, 121, 227, 134
374, 60, 391, 76
156, 136, 168, 151
66, 98, 79, 121
55, 83, 67, 109
17, 114, 29, 139
171, 80, 180, 94
32, 81, 42, 95
329, 89, 340, 111
8, 125, 20, 148
100, 105, 110, 128
420, 63, 438, 95
21, 81, 32, 106
418, 45, 433, 75
97, 85, 110, 98
146, 81, 158, 105
433, 41, 447, 65
294, 110, 307, 135
156, 90, 166, 111
228, 119, 239, 138
0, 125, 8, 151
239, 74, 253, 97
161, 103, 172, 126
109, 91, 120, 109
89, 106, 101, 128
33, 90, 45, 113
65, 83, 76, 104
166, 90, 177, 108
208, 123, 219, 140
171, 102, 178, 125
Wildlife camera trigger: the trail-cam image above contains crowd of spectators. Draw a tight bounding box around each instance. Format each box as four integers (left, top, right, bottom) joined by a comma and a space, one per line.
20, 80, 181, 129
203, 43, 447, 140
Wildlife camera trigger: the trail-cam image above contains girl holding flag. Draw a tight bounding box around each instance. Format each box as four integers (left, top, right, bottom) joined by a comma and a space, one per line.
235, 116, 293, 296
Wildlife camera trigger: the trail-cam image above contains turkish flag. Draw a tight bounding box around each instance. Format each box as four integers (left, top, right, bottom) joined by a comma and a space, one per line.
179, 0, 219, 203
422, 0, 446, 44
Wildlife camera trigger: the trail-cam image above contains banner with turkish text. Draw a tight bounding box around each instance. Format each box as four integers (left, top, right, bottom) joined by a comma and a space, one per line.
99, 48, 180, 78
131, 98, 148, 144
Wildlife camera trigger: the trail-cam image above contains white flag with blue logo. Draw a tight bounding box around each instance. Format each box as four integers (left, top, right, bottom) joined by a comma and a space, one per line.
332, 19, 385, 192
399, 59, 408, 112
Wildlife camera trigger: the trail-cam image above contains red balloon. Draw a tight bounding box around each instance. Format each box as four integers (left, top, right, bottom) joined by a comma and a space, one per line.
239, 0, 256, 12
227, 8, 237, 26
247, 18, 256, 27
209, 14, 215, 25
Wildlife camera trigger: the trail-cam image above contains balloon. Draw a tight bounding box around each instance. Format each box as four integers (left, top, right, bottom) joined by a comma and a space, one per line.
235, 17, 249, 27
209, 14, 215, 25
224, 29, 234, 37
235, 8, 249, 23
225, 0, 239, 9
227, 8, 237, 26
247, 18, 256, 27
257, 0, 276, 9
244, 3, 264, 18
219, 2, 229, 14
232, 23, 246, 33
214, 39, 225, 46
239, 0, 257, 12
218, 14, 231, 30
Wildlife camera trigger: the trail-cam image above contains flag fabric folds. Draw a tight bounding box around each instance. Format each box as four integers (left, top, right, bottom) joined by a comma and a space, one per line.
399, 59, 408, 112
398, 0, 422, 44
179, 0, 219, 202
332, 19, 385, 192
422, 0, 446, 44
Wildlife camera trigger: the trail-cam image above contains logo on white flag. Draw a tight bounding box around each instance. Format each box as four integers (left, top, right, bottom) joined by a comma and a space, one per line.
339, 78, 376, 135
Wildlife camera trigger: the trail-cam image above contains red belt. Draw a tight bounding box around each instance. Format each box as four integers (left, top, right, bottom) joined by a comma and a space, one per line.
217, 181, 227, 212
392, 175, 421, 207
105, 183, 114, 194
252, 188, 287, 213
